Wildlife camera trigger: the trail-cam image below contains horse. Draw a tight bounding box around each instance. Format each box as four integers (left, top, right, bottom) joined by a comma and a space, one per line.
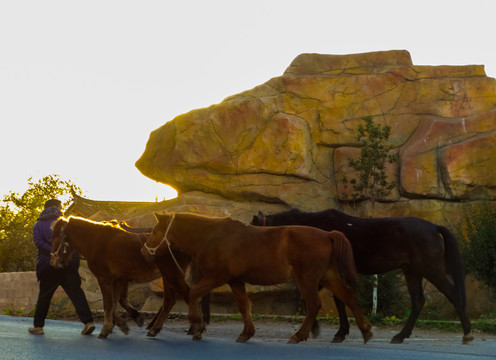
251, 208, 473, 344
50, 216, 209, 338
141, 211, 373, 344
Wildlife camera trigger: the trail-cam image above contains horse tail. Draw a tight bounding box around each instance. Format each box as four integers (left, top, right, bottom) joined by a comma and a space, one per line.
437, 225, 466, 310
329, 230, 358, 289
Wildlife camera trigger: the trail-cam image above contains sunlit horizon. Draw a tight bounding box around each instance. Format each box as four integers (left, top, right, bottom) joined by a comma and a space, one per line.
1, 171, 178, 204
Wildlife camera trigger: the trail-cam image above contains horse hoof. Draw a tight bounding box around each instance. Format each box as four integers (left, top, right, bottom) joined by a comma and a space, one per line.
236, 336, 249, 343
311, 322, 321, 338
135, 316, 145, 328
192, 334, 202, 341
363, 331, 373, 344
462, 333, 474, 344
98, 333, 108, 339
331, 335, 345, 343
287, 335, 301, 344
390, 336, 404, 344
147, 330, 158, 337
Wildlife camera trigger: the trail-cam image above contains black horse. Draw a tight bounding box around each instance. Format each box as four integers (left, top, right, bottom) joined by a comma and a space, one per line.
251, 208, 472, 344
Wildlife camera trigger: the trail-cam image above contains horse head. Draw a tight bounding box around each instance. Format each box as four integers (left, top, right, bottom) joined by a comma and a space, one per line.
250, 211, 272, 226
50, 217, 74, 268
141, 212, 175, 261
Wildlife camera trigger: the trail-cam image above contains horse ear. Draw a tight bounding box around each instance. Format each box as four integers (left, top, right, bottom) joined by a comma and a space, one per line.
50, 220, 58, 231
153, 212, 170, 222
50, 217, 68, 231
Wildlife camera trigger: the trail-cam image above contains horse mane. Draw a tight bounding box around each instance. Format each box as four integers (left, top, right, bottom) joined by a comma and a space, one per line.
67, 216, 128, 232
271, 208, 304, 221
169, 211, 246, 226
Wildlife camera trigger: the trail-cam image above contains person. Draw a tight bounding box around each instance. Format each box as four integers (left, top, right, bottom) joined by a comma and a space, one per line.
29, 199, 95, 335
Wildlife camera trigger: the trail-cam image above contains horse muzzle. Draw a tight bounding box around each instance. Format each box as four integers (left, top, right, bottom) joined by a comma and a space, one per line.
140, 246, 155, 262
50, 255, 64, 269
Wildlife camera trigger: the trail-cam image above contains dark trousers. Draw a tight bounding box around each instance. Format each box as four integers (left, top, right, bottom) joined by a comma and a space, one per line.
33, 267, 93, 328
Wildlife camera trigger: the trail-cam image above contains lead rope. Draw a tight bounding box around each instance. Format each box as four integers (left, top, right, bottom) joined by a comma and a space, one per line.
143, 214, 185, 276
50, 227, 68, 260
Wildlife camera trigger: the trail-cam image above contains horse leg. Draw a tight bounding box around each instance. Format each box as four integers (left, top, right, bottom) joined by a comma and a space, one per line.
321, 270, 372, 344
147, 282, 177, 337
426, 272, 473, 344
331, 296, 350, 343
146, 305, 162, 330
118, 283, 144, 327
112, 280, 129, 335
391, 271, 425, 344
97, 278, 115, 338
190, 259, 211, 325
200, 293, 211, 325
188, 276, 220, 341
289, 275, 321, 344
228, 280, 255, 342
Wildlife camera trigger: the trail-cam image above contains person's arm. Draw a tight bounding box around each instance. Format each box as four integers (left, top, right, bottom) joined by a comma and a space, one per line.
32, 223, 52, 254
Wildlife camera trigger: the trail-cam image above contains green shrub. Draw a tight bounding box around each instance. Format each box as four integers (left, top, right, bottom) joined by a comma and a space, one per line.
356, 270, 407, 317
460, 201, 496, 300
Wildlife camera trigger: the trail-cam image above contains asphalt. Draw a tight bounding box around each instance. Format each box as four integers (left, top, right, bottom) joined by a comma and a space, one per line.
1, 315, 495, 360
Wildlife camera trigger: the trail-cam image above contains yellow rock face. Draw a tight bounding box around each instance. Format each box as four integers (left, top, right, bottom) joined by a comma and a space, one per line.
136, 50, 496, 222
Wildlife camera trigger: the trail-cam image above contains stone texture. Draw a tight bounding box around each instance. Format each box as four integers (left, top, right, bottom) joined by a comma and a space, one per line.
135, 50, 496, 224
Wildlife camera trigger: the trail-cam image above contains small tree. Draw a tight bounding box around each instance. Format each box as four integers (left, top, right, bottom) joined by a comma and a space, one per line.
341, 116, 398, 315
342, 115, 397, 217
0, 175, 82, 272
460, 201, 496, 300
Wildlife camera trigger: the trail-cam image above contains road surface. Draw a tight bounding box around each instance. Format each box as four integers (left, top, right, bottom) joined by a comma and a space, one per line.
1, 315, 494, 359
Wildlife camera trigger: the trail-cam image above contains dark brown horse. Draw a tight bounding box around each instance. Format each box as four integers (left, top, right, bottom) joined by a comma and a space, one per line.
251, 208, 473, 344
141, 212, 372, 344
50, 216, 209, 338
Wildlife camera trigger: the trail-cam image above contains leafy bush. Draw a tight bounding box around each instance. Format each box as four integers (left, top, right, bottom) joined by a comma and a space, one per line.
0, 175, 81, 272
460, 201, 496, 300
356, 270, 407, 317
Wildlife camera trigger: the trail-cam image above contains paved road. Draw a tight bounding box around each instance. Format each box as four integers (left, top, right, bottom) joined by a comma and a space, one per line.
1, 315, 494, 360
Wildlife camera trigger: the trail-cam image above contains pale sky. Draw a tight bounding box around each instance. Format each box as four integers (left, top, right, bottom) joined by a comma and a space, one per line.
1, 0, 495, 202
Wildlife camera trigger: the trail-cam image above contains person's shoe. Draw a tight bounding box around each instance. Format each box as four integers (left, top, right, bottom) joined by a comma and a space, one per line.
28, 327, 44, 335
81, 322, 95, 335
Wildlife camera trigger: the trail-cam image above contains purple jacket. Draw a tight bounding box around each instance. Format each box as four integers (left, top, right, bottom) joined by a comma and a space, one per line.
32, 207, 79, 279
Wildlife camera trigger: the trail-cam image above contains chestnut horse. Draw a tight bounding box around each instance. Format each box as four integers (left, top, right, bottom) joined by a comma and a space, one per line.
50, 216, 209, 338
141, 212, 372, 344
251, 208, 473, 344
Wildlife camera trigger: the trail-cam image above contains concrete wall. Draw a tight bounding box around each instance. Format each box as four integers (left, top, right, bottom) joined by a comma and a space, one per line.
1, 271, 494, 319
0, 271, 39, 314
0, 270, 302, 317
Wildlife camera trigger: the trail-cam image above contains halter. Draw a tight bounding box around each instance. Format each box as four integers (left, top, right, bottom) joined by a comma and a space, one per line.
50, 227, 69, 261
257, 211, 267, 226
143, 213, 176, 256
143, 214, 185, 276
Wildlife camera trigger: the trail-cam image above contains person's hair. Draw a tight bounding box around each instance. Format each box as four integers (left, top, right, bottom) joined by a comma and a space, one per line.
44, 199, 62, 209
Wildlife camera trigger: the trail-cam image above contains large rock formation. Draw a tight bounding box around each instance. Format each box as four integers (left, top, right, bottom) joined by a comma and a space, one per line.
62, 52, 496, 318
136, 50, 496, 225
